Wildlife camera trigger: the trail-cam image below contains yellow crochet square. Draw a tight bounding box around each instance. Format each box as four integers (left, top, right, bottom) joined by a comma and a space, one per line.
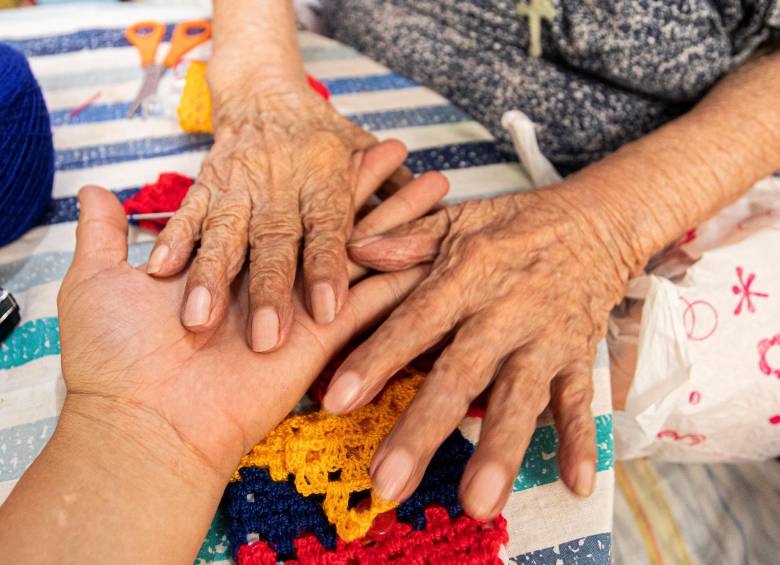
233, 371, 423, 542
177, 61, 213, 133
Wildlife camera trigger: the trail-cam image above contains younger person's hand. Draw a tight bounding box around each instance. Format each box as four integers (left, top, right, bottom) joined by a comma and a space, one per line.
59, 142, 447, 479
0, 144, 447, 564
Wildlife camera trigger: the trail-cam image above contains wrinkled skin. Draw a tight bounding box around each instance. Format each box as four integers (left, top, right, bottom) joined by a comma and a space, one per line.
58, 144, 445, 478
325, 188, 633, 519
145, 82, 411, 353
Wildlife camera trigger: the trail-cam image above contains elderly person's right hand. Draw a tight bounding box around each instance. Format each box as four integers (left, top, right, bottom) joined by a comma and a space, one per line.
144, 0, 411, 352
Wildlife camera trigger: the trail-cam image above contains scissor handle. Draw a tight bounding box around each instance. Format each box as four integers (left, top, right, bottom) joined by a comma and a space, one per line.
163, 19, 212, 68
125, 21, 165, 67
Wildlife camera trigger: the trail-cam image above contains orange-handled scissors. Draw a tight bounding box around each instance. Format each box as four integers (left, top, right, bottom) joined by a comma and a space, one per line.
126, 19, 212, 118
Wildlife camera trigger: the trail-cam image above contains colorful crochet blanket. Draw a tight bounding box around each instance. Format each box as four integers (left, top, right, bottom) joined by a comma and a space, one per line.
225, 371, 508, 564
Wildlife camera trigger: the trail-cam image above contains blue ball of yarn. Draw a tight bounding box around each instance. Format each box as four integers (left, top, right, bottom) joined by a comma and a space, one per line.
0, 43, 54, 247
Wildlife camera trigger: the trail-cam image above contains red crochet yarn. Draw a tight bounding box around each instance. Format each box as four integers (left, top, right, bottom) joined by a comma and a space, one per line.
307, 75, 330, 100
122, 172, 193, 232
237, 506, 508, 565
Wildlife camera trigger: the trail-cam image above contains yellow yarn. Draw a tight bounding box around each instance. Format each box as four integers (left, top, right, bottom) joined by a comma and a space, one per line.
177, 61, 213, 133
234, 372, 423, 542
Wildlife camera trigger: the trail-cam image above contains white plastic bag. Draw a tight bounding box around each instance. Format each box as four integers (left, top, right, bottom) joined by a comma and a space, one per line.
611, 177, 780, 461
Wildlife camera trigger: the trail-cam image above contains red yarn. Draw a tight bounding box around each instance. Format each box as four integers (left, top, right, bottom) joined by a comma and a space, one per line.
465, 389, 489, 419
307, 75, 330, 100
237, 539, 277, 565
237, 506, 508, 565
122, 172, 193, 232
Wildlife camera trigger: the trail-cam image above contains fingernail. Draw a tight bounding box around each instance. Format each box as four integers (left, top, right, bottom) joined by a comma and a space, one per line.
183, 286, 211, 327
348, 235, 382, 248
464, 463, 507, 519
372, 449, 414, 502
311, 282, 336, 324
252, 307, 279, 352
146, 245, 169, 275
574, 461, 596, 497
322, 371, 362, 414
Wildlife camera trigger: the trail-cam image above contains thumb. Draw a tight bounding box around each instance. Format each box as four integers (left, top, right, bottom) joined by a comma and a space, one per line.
348, 208, 450, 271
73, 185, 129, 273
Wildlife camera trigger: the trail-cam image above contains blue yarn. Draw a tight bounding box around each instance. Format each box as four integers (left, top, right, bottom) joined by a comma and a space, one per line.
0, 43, 54, 247
224, 429, 474, 559
396, 429, 473, 529
225, 467, 337, 560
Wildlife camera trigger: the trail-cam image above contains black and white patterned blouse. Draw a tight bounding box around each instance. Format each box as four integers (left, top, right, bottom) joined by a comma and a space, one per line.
320, 0, 780, 171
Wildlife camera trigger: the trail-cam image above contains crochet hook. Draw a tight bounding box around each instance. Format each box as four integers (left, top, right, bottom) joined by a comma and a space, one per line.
127, 212, 175, 221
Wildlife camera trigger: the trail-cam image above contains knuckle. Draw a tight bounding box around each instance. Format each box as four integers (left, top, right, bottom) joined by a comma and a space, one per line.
306, 225, 348, 249
249, 274, 293, 303
393, 297, 435, 329
198, 156, 229, 188
502, 371, 550, 412
251, 244, 298, 269
435, 355, 483, 405
250, 212, 303, 245
459, 231, 493, 258
379, 272, 406, 304
557, 379, 594, 410
202, 215, 249, 241
304, 245, 345, 277
190, 254, 233, 286
302, 193, 352, 233
248, 259, 296, 297
191, 251, 224, 271
560, 415, 594, 446
163, 213, 199, 241
390, 187, 417, 213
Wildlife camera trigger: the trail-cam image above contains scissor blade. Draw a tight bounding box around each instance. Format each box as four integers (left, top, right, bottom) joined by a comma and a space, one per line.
127, 65, 165, 118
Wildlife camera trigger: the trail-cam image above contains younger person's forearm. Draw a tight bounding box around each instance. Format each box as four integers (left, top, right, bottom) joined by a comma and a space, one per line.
0, 396, 230, 564
209, 0, 307, 92
564, 49, 780, 276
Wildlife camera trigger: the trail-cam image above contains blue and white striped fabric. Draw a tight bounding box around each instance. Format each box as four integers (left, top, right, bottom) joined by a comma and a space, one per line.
0, 4, 612, 563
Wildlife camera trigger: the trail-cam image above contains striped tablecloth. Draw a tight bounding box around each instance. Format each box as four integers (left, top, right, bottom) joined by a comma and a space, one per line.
0, 3, 613, 563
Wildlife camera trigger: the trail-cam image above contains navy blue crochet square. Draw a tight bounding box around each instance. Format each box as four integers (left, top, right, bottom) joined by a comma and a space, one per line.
225, 466, 337, 560
396, 429, 473, 529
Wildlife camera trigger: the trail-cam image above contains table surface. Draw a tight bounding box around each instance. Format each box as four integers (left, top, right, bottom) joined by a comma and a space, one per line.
0, 3, 614, 563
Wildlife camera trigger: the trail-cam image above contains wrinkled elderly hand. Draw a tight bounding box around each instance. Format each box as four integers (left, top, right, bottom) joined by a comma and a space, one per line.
145, 79, 410, 352
58, 146, 445, 479
324, 186, 636, 519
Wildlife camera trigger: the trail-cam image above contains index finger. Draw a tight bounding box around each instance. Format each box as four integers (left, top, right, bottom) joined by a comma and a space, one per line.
353, 139, 409, 209
351, 171, 448, 241
321, 274, 463, 415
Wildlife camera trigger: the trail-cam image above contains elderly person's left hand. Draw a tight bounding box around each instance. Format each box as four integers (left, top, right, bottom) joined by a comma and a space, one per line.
322, 186, 633, 518
322, 46, 780, 521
